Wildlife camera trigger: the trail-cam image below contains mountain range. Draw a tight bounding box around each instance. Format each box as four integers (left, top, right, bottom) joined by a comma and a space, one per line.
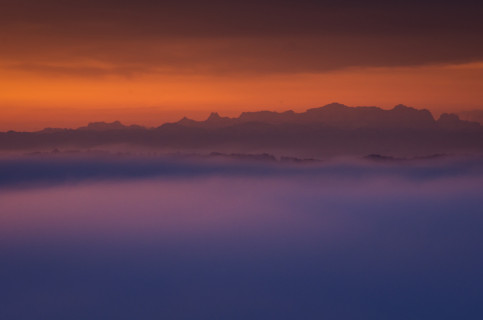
1, 103, 482, 157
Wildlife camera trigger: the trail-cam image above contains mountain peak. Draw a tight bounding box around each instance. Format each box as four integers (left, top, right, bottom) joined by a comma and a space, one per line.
308, 102, 346, 111
437, 112, 481, 130
324, 102, 349, 110
179, 116, 197, 123
394, 103, 434, 116
393, 104, 415, 112
207, 112, 222, 121
305, 103, 348, 114
438, 113, 460, 123
79, 121, 126, 131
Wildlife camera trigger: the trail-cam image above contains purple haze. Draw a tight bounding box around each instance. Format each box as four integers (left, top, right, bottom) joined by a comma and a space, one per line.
1, 156, 483, 319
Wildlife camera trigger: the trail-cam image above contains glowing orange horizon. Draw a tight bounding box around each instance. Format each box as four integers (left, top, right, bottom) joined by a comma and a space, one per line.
1, 62, 483, 131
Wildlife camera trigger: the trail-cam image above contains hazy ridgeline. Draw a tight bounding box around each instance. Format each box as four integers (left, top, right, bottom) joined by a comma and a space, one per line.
2, 104, 483, 158
1, 154, 483, 319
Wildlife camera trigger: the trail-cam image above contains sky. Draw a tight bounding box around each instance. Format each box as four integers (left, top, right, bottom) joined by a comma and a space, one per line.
1, 0, 483, 130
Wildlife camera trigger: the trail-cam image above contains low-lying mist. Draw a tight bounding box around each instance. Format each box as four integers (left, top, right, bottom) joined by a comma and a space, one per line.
1, 154, 483, 319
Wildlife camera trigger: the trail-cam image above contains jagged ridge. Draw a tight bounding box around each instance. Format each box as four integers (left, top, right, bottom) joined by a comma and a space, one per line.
1, 103, 482, 157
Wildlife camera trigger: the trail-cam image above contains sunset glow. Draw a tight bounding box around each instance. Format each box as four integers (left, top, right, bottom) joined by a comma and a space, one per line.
1, 2, 483, 319
1, 63, 483, 130
1, 0, 483, 130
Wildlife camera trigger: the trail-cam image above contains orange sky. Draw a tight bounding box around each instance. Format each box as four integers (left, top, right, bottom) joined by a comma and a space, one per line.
1, 62, 483, 131
1, 0, 482, 131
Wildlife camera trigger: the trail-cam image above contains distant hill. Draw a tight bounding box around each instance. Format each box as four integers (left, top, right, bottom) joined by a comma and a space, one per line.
1, 103, 482, 157
459, 110, 483, 125
167, 103, 438, 130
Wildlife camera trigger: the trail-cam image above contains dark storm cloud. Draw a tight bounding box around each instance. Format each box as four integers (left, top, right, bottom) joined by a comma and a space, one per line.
2, 0, 483, 74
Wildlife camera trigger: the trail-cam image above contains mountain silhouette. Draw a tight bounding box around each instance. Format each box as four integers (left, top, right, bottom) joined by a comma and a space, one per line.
168, 103, 443, 130
458, 109, 483, 125
77, 121, 145, 131
1, 103, 482, 157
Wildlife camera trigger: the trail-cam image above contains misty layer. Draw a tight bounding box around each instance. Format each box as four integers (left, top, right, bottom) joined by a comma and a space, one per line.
1, 152, 483, 189
1, 156, 483, 319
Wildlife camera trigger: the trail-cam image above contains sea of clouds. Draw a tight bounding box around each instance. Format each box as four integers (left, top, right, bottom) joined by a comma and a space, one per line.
1, 154, 483, 319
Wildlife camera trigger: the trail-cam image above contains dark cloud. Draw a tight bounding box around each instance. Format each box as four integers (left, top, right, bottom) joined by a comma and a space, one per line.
6, 63, 152, 78
1, 0, 483, 74
3, 0, 483, 37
